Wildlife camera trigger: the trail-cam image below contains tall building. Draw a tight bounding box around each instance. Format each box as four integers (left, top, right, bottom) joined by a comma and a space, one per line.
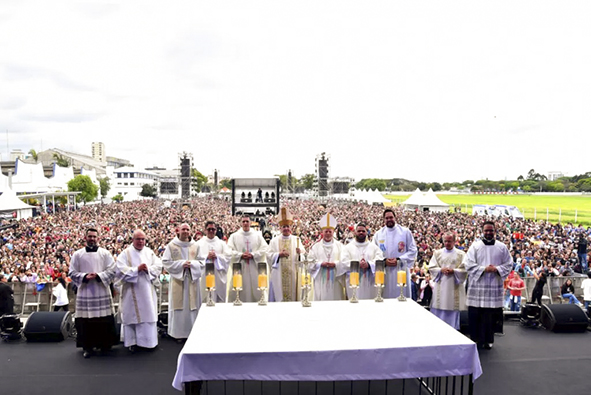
91, 142, 106, 163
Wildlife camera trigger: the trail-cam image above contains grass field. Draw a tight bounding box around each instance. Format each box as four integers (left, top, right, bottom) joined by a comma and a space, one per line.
384, 194, 591, 226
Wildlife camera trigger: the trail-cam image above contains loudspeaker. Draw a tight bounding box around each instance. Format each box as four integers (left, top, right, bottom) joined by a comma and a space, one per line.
540, 304, 589, 333
23, 311, 73, 342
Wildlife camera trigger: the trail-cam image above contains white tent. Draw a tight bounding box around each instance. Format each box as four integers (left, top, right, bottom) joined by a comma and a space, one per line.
402, 188, 425, 206
0, 188, 35, 219
402, 188, 449, 212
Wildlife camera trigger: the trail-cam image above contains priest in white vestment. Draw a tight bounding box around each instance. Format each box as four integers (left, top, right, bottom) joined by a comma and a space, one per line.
227, 215, 269, 302
464, 221, 513, 350
428, 232, 467, 329
308, 213, 346, 301
116, 229, 163, 351
197, 220, 232, 302
267, 208, 306, 302
342, 223, 384, 300
162, 223, 203, 340
69, 228, 118, 358
372, 209, 417, 298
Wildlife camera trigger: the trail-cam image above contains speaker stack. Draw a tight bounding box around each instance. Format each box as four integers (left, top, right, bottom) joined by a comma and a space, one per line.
539, 304, 589, 333
23, 311, 73, 342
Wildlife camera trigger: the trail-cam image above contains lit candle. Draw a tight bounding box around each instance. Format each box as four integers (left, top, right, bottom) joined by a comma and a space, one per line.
350, 272, 359, 287
397, 270, 406, 285
306, 273, 311, 286
206, 274, 215, 289
233, 274, 243, 289
375, 271, 385, 285
258, 273, 267, 288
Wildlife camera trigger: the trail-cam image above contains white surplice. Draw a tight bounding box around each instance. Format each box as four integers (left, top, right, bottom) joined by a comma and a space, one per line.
116, 245, 162, 348
342, 240, 384, 300
197, 236, 232, 302
162, 237, 203, 340
307, 239, 346, 301
372, 225, 417, 298
428, 247, 467, 328
227, 229, 269, 302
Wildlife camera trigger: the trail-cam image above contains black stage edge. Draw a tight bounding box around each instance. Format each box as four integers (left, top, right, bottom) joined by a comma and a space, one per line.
189, 375, 474, 395
1, 321, 589, 395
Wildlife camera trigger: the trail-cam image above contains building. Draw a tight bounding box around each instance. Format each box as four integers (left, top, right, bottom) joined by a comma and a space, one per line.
108, 166, 160, 201
9, 149, 26, 161
91, 142, 106, 163
548, 171, 564, 181
106, 156, 130, 169
36, 148, 107, 177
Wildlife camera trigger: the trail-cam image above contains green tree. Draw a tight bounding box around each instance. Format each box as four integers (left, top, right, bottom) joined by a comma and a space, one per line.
112, 194, 124, 202
98, 177, 110, 198
28, 149, 38, 162
191, 168, 208, 193
300, 174, 315, 190
53, 153, 70, 167
219, 179, 231, 189
140, 183, 158, 198
274, 174, 288, 189
67, 175, 99, 204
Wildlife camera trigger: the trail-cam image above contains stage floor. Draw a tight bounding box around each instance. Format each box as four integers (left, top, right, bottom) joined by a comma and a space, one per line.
0, 320, 589, 395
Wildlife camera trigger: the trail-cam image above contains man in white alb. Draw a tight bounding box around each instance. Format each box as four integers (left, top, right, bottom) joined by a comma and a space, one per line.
308, 213, 346, 301
116, 229, 163, 352
372, 209, 417, 298
342, 223, 384, 300
197, 220, 232, 302
227, 215, 268, 302
267, 207, 306, 302
69, 228, 118, 358
162, 223, 203, 341
428, 232, 467, 329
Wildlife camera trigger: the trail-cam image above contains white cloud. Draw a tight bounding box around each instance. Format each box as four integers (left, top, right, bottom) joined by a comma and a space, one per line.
1, 1, 590, 181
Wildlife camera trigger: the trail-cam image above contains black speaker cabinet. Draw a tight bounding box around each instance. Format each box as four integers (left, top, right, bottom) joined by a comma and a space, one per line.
540, 304, 589, 333
24, 311, 73, 342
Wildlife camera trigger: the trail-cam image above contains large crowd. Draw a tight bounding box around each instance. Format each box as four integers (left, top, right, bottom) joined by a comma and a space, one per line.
1, 196, 589, 289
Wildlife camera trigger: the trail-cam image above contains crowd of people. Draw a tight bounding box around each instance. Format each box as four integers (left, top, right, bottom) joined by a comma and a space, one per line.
0, 197, 589, 290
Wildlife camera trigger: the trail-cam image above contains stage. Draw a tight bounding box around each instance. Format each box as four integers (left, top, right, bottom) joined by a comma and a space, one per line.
0, 314, 589, 395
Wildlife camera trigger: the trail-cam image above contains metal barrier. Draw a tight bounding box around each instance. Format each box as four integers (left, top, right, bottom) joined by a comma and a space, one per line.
521, 275, 584, 306
8, 281, 171, 316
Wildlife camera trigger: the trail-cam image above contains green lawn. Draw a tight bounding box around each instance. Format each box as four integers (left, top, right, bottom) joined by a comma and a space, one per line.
385, 194, 591, 226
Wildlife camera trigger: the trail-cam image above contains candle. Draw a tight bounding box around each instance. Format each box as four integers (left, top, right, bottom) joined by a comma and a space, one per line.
397, 270, 406, 285
206, 274, 215, 289
350, 272, 359, 287
301, 273, 311, 286
375, 271, 385, 285
233, 274, 243, 289
258, 274, 267, 288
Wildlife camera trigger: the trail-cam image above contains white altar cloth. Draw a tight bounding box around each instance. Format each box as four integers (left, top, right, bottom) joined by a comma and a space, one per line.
173, 299, 482, 391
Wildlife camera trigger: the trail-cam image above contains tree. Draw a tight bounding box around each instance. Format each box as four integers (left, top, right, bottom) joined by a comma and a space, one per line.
190, 168, 208, 194
220, 178, 231, 189
53, 153, 70, 167
112, 194, 124, 202
28, 149, 38, 162
300, 174, 315, 190
356, 178, 387, 191
67, 175, 99, 204
98, 177, 110, 198
140, 183, 158, 198
274, 174, 288, 189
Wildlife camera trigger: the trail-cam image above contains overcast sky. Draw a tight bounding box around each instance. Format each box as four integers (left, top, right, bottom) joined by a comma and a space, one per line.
1, 1, 590, 183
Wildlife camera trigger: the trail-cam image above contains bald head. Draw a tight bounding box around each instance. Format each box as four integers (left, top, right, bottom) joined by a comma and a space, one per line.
132, 229, 146, 250
178, 223, 191, 242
